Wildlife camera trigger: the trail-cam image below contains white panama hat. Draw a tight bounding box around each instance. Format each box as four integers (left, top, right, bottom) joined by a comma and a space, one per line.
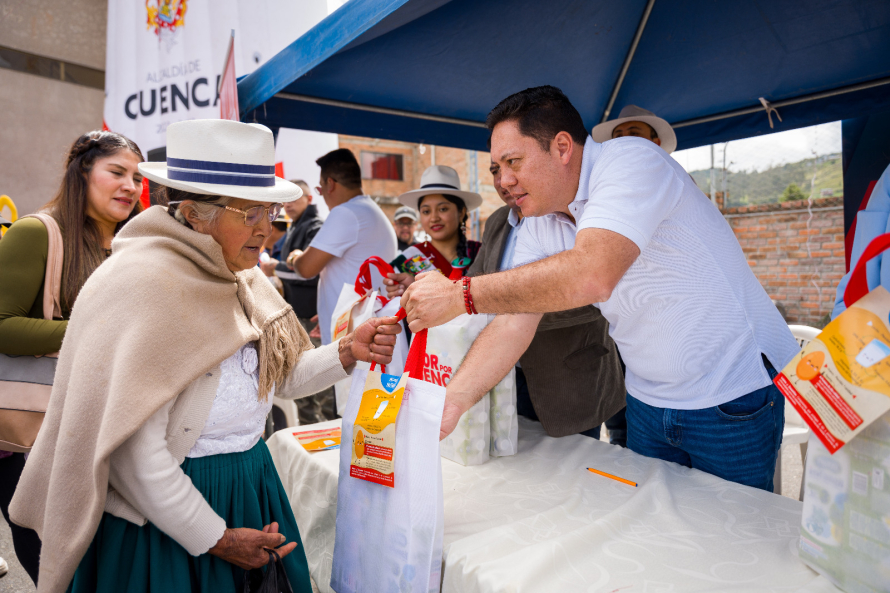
591, 105, 678, 154
397, 165, 483, 212
138, 119, 302, 203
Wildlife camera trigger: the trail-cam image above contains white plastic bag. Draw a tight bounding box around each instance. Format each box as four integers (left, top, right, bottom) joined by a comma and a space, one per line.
427, 313, 492, 466
332, 257, 410, 413
489, 367, 518, 457
331, 329, 445, 593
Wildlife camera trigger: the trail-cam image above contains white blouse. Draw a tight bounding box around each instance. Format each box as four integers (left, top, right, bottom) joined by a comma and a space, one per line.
188, 343, 271, 458
106, 341, 350, 556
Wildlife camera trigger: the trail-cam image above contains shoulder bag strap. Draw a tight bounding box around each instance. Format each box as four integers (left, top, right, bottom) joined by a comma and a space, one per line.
23, 213, 64, 320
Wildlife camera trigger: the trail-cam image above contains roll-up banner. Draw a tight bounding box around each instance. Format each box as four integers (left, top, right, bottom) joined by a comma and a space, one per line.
103, 0, 327, 155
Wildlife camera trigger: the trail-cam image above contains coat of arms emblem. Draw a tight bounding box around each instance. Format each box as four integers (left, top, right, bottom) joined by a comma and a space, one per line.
146, 0, 188, 50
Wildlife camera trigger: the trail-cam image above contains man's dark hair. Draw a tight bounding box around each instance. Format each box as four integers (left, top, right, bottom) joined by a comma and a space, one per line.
486, 86, 588, 152
315, 148, 362, 190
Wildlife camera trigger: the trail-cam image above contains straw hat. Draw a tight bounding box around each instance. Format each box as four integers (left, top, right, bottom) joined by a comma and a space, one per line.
397, 165, 482, 211
139, 119, 302, 202
591, 105, 677, 154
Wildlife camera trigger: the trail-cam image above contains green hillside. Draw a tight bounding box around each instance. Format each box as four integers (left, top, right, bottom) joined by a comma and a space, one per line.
690, 154, 843, 207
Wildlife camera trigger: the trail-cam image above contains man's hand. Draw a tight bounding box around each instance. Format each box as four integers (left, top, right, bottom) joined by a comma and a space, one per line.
285, 249, 304, 270
260, 258, 278, 277
309, 314, 321, 339
401, 271, 465, 332
440, 399, 465, 441
439, 313, 540, 440
208, 522, 297, 569
338, 316, 402, 368
383, 272, 414, 298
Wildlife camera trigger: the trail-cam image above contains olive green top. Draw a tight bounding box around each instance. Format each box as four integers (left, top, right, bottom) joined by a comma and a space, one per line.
0, 217, 68, 355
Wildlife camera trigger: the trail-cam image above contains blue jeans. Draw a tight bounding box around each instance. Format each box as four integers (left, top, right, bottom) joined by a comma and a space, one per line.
625, 359, 784, 492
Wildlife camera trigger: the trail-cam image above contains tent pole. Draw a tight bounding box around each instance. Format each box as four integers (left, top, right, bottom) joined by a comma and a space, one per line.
672, 76, 890, 129
599, 0, 657, 124
274, 92, 488, 128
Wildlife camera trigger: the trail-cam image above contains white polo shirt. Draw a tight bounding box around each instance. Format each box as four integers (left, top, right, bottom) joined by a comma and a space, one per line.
513, 136, 799, 410
309, 195, 397, 344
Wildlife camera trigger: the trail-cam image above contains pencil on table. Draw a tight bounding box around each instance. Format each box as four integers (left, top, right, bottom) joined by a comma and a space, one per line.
587, 467, 637, 487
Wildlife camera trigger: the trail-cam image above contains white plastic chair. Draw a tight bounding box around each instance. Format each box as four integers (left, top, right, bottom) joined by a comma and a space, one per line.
774, 324, 820, 498
272, 396, 300, 430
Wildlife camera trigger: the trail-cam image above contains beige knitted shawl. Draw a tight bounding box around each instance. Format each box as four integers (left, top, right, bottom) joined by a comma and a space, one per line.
9, 206, 311, 592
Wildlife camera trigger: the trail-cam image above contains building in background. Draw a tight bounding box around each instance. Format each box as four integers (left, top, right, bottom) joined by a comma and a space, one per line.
0, 0, 847, 327
337, 135, 501, 240
0, 0, 107, 218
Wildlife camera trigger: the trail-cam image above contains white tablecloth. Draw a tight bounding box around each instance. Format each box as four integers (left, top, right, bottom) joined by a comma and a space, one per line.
268, 418, 840, 593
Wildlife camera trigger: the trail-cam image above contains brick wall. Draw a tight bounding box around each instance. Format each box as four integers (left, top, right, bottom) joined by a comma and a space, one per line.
722, 197, 845, 327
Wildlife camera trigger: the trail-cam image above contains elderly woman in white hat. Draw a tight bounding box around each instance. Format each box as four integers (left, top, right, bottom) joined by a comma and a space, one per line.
384, 165, 483, 297
591, 104, 678, 154
10, 120, 401, 593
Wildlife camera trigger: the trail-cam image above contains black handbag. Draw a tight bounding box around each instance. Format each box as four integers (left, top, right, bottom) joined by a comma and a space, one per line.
242, 550, 294, 593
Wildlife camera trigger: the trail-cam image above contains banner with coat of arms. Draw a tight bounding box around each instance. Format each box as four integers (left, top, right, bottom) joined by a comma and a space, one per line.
104, 0, 328, 154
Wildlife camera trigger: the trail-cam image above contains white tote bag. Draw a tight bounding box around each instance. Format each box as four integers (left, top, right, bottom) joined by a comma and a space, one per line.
331, 325, 445, 593
427, 313, 493, 466
331, 257, 410, 412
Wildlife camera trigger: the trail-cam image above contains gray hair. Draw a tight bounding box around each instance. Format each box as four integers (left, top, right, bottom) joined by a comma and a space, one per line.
169, 193, 233, 228
289, 179, 311, 197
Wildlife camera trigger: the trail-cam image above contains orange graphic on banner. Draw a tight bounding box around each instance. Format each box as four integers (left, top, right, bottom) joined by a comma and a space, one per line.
774, 373, 844, 454
810, 375, 863, 429
820, 306, 890, 393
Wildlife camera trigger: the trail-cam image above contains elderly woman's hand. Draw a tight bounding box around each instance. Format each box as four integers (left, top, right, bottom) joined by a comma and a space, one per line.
208, 522, 297, 569
338, 316, 402, 369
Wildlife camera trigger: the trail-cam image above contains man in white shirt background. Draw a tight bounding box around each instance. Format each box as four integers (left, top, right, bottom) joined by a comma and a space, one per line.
402, 86, 799, 492
287, 148, 397, 346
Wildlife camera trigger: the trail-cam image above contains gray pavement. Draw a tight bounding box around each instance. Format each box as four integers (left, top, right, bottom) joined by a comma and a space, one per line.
0, 513, 35, 593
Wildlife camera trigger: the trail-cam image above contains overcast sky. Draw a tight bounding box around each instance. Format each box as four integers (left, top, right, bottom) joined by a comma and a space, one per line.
673, 121, 842, 174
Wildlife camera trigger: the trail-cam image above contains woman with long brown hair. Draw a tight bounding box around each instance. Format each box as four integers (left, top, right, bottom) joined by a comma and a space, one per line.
0, 130, 144, 584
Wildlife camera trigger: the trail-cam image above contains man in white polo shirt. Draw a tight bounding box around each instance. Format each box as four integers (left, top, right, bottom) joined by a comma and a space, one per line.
288, 148, 397, 345
402, 86, 799, 491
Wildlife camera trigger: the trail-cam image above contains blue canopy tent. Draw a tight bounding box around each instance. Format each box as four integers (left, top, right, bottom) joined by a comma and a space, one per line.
237, 0, 890, 154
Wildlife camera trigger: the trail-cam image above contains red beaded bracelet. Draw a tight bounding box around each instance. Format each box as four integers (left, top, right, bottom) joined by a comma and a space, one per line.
462, 277, 478, 315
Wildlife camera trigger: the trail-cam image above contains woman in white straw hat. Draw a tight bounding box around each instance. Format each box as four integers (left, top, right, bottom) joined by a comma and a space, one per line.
591, 104, 678, 154
384, 165, 483, 297
10, 119, 401, 593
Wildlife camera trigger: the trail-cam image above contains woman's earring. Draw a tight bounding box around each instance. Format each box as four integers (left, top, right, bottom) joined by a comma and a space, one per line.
460, 223, 467, 232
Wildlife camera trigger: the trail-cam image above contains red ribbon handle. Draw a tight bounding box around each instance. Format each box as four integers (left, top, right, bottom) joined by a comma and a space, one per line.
844, 233, 890, 308
355, 256, 395, 304
370, 308, 427, 379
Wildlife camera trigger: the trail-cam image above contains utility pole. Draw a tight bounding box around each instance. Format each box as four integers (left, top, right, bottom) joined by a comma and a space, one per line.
709, 144, 716, 205
722, 142, 729, 207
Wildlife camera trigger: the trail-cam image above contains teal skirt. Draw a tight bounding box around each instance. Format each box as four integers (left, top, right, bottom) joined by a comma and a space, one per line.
67, 439, 312, 593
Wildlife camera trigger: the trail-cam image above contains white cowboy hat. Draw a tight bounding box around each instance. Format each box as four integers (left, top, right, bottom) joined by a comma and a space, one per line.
397, 165, 483, 211
591, 105, 678, 154
139, 119, 302, 203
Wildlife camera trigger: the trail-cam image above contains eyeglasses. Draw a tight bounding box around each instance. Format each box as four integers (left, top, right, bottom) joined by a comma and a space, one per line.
210, 202, 284, 227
